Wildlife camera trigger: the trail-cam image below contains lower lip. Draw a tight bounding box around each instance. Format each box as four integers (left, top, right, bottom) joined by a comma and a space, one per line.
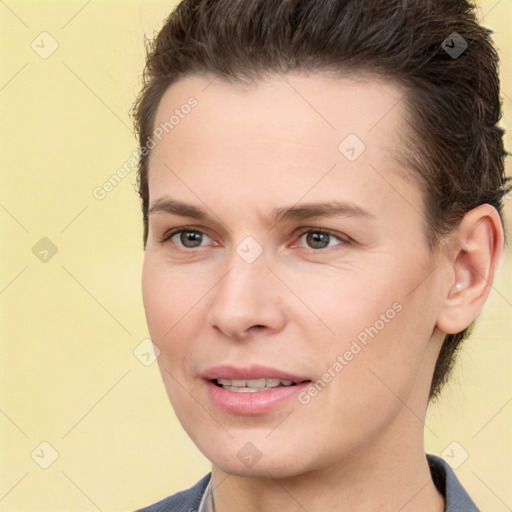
205, 380, 311, 415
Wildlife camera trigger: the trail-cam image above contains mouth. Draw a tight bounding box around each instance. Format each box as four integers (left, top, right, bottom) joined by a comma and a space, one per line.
202, 365, 313, 414
212, 377, 309, 392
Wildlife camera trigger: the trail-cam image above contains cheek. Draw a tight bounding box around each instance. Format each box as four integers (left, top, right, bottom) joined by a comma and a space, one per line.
142, 261, 190, 382
141, 257, 214, 382
142, 263, 172, 340
142, 257, 199, 338
290, 267, 400, 344
293, 262, 431, 391
142, 260, 205, 416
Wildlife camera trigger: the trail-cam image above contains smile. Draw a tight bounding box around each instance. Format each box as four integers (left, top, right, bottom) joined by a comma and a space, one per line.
214, 377, 296, 392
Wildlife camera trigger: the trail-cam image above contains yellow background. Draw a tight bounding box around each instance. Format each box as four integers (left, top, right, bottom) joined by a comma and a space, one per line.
0, 1, 510, 510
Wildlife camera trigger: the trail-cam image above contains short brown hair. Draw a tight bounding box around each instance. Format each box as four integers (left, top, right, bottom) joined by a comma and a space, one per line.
132, 0, 509, 400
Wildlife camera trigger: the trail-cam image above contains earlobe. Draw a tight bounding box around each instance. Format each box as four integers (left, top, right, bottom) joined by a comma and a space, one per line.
436, 204, 503, 335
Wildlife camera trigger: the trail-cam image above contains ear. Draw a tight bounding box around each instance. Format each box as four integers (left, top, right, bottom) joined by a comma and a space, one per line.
436, 204, 504, 335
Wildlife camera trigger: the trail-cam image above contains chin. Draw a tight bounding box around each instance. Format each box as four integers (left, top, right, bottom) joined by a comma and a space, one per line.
214, 458, 304, 479
200, 442, 311, 479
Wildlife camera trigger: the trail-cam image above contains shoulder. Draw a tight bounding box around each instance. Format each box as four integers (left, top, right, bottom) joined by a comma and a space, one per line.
136, 473, 212, 512
427, 454, 480, 512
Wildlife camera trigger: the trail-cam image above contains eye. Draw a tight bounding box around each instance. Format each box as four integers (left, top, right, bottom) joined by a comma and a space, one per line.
161, 228, 213, 248
296, 230, 345, 250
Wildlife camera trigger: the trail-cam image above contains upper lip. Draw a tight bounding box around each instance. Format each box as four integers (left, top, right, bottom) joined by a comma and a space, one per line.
203, 364, 311, 383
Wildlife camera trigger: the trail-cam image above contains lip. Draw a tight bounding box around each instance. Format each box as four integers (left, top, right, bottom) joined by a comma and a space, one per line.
202, 364, 312, 415
202, 364, 310, 383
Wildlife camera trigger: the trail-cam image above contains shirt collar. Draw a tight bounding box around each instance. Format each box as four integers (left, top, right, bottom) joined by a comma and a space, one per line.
197, 478, 214, 512
427, 454, 479, 511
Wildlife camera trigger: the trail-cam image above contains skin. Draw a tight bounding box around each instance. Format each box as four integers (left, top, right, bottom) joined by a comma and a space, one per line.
141, 73, 503, 512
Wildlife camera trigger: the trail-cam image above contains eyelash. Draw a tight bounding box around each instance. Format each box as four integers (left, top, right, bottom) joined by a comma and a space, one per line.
158, 227, 212, 246
158, 226, 349, 250
294, 228, 348, 249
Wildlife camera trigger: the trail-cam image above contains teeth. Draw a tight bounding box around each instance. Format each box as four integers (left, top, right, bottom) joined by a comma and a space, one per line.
246, 378, 268, 388
215, 377, 297, 390
223, 386, 271, 393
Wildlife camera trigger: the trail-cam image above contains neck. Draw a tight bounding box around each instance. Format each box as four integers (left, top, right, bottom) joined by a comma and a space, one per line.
210, 421, 444, 512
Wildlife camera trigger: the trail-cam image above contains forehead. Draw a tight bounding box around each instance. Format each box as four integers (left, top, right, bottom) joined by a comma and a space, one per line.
147, 73, 421, 226
151, 72, 408, 155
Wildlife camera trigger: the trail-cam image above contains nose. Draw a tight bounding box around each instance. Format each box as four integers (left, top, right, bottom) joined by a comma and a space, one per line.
207, 254, 287, 341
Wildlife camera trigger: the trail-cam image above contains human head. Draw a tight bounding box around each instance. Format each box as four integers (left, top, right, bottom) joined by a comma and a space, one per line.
133, 0, 508, 402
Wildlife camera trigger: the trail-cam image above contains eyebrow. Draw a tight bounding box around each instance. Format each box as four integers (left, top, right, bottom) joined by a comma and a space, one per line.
273, 201, 374, 222
149, 197, 207, 219
148, 197, 374, 223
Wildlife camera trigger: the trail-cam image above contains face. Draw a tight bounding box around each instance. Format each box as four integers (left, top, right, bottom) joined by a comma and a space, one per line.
142, 73, 448, 478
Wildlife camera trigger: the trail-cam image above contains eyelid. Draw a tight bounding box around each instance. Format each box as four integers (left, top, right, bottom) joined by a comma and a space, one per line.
158, 225, 351, 250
